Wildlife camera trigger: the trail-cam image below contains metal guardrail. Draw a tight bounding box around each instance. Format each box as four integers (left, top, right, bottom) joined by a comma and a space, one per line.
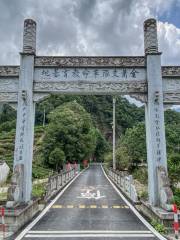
44, 168, 78, 201
107, 168, 139, 203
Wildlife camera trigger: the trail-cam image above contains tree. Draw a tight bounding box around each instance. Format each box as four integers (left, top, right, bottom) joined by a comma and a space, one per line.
116, 146, 131, 170
116, 123, 146, 170
168, 153, 180, 187
49, 148, 65, 171
35, 95, 145, 135
93, 129, 110, 162
0, 104, 16, 124
42, 101, 97, 169
114, 110, 180, 186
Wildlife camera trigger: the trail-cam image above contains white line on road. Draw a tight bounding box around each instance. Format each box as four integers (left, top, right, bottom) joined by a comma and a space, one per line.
15, 169, 86, 240
25, 233, 155, 238
28, 230, 152, 234
101, 165, 167, 240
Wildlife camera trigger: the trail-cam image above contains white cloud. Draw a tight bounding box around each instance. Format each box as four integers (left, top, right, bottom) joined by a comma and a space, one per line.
0, 0, 179, 66
158, 22, 180, 65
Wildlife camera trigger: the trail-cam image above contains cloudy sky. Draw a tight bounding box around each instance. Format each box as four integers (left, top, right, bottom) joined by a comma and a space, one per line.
0, 0, 180, 66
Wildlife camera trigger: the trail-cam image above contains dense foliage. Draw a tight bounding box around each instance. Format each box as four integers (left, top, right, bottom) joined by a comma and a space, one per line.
41, 101, 108, 170
0, 104, 16, 124
111, 110, 180, 188
0, 95, 144, 176
35, 95, 144, 137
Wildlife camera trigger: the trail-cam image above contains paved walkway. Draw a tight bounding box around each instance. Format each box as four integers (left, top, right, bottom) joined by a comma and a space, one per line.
16, 165, 163, 239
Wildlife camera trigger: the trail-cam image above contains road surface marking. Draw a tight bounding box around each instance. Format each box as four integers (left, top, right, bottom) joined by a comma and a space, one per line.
66, 205, 74, 208
28, 230, 152, 234
79, 205, 86, 208
15, 169, 86, 240
112, 205, 122, 208
101, 165, 167, 240
101, 205, 108, 208
77, 189, 105, 200
25, 233, 155, 238
52, 205, 62, 208
112, 205, 129, 209
51, 204, 128, 209
90, 205, 97, 208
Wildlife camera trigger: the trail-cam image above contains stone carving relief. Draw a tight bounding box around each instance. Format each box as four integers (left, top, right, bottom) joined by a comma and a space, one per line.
163, 78, 180, 92
144, 18, 158, 54
0, 79, 19, 92
0, 64, 180, 78
0, 92, 18, 102
0, 66, 19, 77
163, 92, 180, 104
162, 66, 180, 77
34, 81, 147, 94
157, 166, 174, 211
0, 63, 179, 104
35, 56, 145, 67
23, 19, 36, 54
33, 93, 49, 102
129, 93, 147, 103
7, 164, 24, 204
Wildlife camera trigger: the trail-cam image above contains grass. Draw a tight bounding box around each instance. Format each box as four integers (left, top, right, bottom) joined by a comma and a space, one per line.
173, 187, 180, 208
32, 164, 51, 179
0, 192, 7, 201
32, 183, 46, 198
132, 167, 148, 185
0, 126, 53, 181
151, 220, 167, 234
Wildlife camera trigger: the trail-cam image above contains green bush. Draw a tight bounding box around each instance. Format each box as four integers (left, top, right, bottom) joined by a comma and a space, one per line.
49, 148, 65, 170
0, 120, 16, 132
133, 168, 148, 184
173, 188, 180, 208
32, 165, 51, 179
116, 123, 147, 170
139, 190, 148, 201
104, 152, 113, 168
116, 146, 131, 170
151, 220, 166, 234
168, 153, 180, 186
32, 184, 46, 198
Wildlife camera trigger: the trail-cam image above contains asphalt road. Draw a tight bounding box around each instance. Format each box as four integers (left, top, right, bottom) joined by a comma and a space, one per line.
18, 165, 161, 239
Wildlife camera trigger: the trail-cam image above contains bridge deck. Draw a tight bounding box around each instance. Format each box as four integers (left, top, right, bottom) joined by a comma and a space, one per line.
16, 165, 162, 239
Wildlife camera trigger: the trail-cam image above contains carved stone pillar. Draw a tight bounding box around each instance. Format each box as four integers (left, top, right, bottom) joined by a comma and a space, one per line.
10, 19, 36, 204
144, 19, 170, 207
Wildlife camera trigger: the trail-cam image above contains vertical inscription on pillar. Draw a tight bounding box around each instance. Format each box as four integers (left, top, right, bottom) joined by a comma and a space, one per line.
154, 100, 162, 163
18, 103, 26, 161
15, 90, 28, 163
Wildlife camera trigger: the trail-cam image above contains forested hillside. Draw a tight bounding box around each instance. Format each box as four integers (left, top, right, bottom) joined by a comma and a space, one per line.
0, 95, 144, 175
35, 95, 144, 137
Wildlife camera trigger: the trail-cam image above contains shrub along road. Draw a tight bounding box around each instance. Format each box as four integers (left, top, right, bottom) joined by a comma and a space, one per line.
15, 165, 165, 240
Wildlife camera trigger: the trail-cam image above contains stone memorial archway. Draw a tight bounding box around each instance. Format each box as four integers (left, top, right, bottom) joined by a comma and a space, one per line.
0, 18, 180, 208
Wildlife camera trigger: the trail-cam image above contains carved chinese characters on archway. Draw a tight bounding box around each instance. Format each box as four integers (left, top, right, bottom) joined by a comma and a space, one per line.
34, 67, 146, 82
14, 102, 27, 163
154, 101, 162, 163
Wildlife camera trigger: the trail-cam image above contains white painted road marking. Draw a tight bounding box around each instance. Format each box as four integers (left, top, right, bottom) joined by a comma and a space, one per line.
25, 233, 155, 238
101, 165, 167, 240
15, 166, 165, 240
15, 169, 86, 240
77, 189, 105, 199
26, 230, 155, 239
28, 230, 152, 234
